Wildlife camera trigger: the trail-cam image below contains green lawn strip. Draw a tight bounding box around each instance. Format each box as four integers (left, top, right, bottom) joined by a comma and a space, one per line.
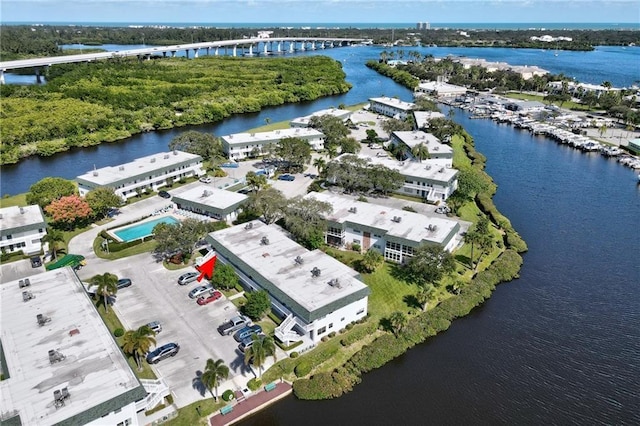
163, 261, 190, 271
389, 193, 424, 203
164, 398, 225, 426
451, 134, 472, 169
230, 296, 247, 309
362, 263, 416, 321
256, 317, 277, 337
0, 193, 27, 208
92, 237, 158, 260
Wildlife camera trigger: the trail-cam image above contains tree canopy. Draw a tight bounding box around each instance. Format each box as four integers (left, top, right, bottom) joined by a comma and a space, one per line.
282, 196, 333, 249
210, 263, 239, 290
325, 154, 404, 195
45, 195, 93, 229
242, 290, 271, 321
404, 244, 456, 287
245, 187, 287, 224
308, 114, 350, 153
85, 187, 121, 219
168, 131, 223, 161
275, 137, 312, 172
153, 218, 227, 258
26, 177, 77, 208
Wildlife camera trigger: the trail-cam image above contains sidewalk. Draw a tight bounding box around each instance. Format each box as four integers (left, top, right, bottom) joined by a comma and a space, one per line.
209, 382, 292, 426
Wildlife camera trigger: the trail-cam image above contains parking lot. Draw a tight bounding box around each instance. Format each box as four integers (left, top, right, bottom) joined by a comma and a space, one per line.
76, 253, 255, 407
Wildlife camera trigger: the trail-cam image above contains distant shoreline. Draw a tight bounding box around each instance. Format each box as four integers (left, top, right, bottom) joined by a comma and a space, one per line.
4, 21, 640, 31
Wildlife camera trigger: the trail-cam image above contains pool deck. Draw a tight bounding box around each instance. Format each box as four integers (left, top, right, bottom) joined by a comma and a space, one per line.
209, 382, 292, 426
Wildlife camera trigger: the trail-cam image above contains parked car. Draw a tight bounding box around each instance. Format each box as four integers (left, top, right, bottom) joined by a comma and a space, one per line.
217, 315, 250, 336
178, 272, 199, 285
233, 324, 263, 342
238, 335, 264, 353
146, 321, 162, 334
278, 174, 295, 181
146, 343, 180, 364
158, 190, 171, 199
196, 290, 223, 305
30, 256, 42, 268
117, 278, 132, 289
199, 176, 212, 183
189, 284, 213, 299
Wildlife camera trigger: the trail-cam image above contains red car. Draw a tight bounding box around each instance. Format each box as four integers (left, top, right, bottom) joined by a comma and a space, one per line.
196, 290, 222, 305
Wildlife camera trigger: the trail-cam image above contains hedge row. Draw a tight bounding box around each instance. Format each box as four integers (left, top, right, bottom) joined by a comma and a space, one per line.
293, 249, 523, 400
340, 322, 377, 347
294, 345, 339, 377
476, 193, 528, 253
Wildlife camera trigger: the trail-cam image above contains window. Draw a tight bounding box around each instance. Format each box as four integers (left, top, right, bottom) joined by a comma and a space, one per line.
341, 317, 345, 322
318, 326, 326, 335
353, 239, 360, 245
6, 235, 12, 240
357, 308, 365, 315
328, 323, 333, 329
38, 228, 43, 233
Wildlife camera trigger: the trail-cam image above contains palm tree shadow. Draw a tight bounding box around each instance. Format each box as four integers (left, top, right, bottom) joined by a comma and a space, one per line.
389, 263, 411, 284
378, 317, 392, 334
192, 370, 206, 396
229, 354, 253, 375
403, 294, 421, 310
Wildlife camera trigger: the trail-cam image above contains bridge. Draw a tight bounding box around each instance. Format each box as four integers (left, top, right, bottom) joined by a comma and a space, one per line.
0, 37, 363, 83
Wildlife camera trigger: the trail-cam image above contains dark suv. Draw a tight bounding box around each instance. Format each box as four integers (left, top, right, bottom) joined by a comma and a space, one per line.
30, 256, 42, 268
146, 343, 180, 364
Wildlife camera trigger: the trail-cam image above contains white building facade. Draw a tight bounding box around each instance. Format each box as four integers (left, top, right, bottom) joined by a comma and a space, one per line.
415, 81, 468, 98
220, 128, 325, 160
206, 221, 370, 344
171, 186, 248, 223
0, 205, 47, 255
290, 108, 352, 128
305, 192, 464, 263
368, 97, 416, 120
76, 151, 205, 201
389, 130, 453, 162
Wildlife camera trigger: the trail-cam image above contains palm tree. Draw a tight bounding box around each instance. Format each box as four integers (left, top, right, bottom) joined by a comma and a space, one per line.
312, 157, 327, 177
201, 358, 229, 401
464, 229, 482, 270
122, 325, 156, 371
244, 335, 276, 378
388, 311, 407, 336
411, 143, 430, 162
88, 273, 118, 313
42, 228, 65, 260
415, 285, 435, 312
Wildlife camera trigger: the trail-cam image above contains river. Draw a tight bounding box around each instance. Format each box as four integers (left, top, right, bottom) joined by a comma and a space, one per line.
2, 44, 640, 424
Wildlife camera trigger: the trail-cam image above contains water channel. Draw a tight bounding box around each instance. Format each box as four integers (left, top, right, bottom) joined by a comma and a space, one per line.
1, 44, 639, 424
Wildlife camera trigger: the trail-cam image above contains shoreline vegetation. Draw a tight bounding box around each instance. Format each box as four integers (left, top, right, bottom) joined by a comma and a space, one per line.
0, 55, 351, 165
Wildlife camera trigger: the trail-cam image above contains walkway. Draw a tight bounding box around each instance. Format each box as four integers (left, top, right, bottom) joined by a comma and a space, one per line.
209, 382, 292, 426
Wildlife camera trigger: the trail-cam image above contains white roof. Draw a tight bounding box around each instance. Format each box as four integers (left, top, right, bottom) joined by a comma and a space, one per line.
392, 130, 452, 154
417, 81, 467, 94
305, 192, 459, 246
289, 108, 352, 127
209, 221, 368, 315
368, 97, 416, 112
76, 150, 202, 185
221, 128, 324, 146
0, 205, 46, 231
172, 185, 248, 210
336, 154, 458, 183
413, 111, 446, 128
0, 268, 143, 425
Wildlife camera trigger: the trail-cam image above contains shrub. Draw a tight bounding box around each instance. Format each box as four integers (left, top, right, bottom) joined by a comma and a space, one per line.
402, 205, 417, 212
222, 389, 235, 401
345, 323, 354, 330
351, 243, 361, 252
328, 331, 336, 338
340, 323, 377, 347
290, 351, 299, 359
356, 195, 368, 202
294, 345, 339, 378
247, 378, 262, 391
321, 336, 328, 343
114, 328, 124, 337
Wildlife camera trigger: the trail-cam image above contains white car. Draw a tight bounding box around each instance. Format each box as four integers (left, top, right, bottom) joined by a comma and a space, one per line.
188, 284, 213, 299
199, 176, 212, 184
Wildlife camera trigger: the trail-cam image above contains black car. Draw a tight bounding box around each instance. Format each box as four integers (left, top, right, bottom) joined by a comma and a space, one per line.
30, 256, 42, 268
158, 190, 171, 199
146, 343, 180, 364
117, 278, 132, 289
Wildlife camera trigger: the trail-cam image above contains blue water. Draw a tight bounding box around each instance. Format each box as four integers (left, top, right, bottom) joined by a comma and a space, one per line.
112, 216, 178, 242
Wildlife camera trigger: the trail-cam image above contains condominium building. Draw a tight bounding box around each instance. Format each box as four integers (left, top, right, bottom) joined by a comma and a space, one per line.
0, 267, 147, 425
0, 205, 47, 255
389, 130, 453, 162
289, 108, 353, 128
415, 81, 468, 98
413, 111, 446, 130
368, 97, 416, 120
76, 151, 205, 201
304, 192, 464, 263
220, 128, 325, 160
171, 186, 248, 223
206, 221, 370, 345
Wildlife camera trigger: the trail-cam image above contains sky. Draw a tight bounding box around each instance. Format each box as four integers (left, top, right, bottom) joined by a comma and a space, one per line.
1, 0, 639, 24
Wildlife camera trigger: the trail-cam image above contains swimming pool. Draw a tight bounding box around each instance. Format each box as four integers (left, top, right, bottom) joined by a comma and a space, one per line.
111, 216, 179, 242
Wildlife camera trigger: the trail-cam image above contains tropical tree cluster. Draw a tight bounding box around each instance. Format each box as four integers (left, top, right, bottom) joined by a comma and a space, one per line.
274, 137, 313, 172
243, 334, 276, 378
308, 114, 360, 157
0, 55, 351, 165
153, 218, 227, 259
242, 290, 272, 320
404, 244, 456, 287
210, 263, 240, 290
44, 195, 93, 230
122, 325, 157, 371
88, 272, 118, 313
324, 154, 404, 195
200, 358, 229, 401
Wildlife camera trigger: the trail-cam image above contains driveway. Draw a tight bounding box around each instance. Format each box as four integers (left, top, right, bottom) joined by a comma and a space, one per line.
76, 252, 256, 407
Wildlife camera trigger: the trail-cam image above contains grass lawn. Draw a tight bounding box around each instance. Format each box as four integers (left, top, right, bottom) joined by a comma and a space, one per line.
165, 398, 225, 426
361, 263, 416, 320
389, 193, 424, 203
0, 193, 27, 208
452, 134, 472, 169
93, 237, 158, 260
504, 92, 592, 111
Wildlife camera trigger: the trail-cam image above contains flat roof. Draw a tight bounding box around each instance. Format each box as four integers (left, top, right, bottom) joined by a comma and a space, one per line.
0, 205, 46, 235
171, 185, 248, 210
336, 154, 458, 183
221, 128, 324, 146
208, 221, 369, 316
305, 192, 459, 246
290, 108, 352, 126
392, 130, 452, 154
413, 111, 446, 128
76, 150, 202, 186
0, 268, 144, 425
368, 97, 416, 112
417, 81, 467, 93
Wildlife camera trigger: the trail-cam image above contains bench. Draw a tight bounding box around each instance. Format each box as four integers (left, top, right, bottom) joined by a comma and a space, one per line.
220, 405, 234, 416
264, 382, 276, 392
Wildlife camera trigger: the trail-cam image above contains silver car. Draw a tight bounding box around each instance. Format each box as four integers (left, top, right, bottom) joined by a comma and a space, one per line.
188, 284, 213, 299
178, 272, 199, 286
